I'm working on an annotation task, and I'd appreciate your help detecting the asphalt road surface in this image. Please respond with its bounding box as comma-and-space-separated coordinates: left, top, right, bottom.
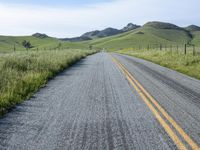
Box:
0, 52, 199, 150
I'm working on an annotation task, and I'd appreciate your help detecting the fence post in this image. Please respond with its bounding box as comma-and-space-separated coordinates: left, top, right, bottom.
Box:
176, 45, 178, 54
184, 44, 187, 55
14, 44, 16, 52
193, 45, 195, 56
160, 44, 162, 50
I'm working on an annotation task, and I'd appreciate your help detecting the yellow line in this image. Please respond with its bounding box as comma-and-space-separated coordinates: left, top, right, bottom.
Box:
110, 55, 199, 150
111, 55, 200, 150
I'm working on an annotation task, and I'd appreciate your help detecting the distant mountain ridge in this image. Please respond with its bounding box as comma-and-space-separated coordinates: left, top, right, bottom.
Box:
121, 23, 140, 32
60, 23, 141, 42
184, 25, 200, 31
32, 33, 49, 38
32, 22, 200, 43
0, 21, 200, 52
143, 21, 182, 30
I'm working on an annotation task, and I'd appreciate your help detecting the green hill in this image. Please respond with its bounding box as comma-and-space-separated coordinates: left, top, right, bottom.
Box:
0, 35, 89, 52
85, 21, 193, 51
191, 31, 200, 46
185, 25, 200, 32
1, 21, 200, 52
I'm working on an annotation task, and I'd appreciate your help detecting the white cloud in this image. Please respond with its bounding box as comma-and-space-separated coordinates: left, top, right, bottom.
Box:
0, 0, 199, 37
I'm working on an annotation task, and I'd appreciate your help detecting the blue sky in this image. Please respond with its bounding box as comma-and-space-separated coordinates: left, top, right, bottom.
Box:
0, 0, 112, 6
0, 0, 199, 37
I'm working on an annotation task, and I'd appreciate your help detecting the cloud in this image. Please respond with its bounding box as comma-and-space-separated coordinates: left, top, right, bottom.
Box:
0, 0, 199, 37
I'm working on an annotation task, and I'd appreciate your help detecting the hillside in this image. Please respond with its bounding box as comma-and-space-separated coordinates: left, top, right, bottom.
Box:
191, 31, 200, 46
0, 34, 89, 52
1, 21, 200, 52
85, 21, 195, 50
185, 25, 200, 32
185, 25, 200, 47
61, 23, 140, 42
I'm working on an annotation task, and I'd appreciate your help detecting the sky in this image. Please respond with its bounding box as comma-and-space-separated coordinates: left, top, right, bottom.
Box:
0, 0, 199, 38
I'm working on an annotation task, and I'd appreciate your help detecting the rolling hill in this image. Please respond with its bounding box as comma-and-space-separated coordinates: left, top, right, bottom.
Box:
61, 23, 140, 42
0, 21, 200, 52
85, 21, 198, 50
0, 34, 89, 52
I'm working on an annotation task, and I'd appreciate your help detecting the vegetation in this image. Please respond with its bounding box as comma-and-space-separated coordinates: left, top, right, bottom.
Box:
0, 49, 96, 115
85, 22, 200, 51
0, 21, 200, 116
1, 22, 200, 52
22, 40, 32, 50
118, 48, 200, 80
0, 35, 89, 52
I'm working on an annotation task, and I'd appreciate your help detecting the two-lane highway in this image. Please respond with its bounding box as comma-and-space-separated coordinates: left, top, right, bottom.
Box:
111, 53, 200, 150
0, 52, 199, 149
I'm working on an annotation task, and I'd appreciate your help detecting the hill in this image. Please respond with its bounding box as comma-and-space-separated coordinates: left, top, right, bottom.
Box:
143, 21, 181, 30
32, 33, 49, 38
85, 21, 196, 50
1, 21, 200, 52
0, 35, 89, 52
61, 23, 140, 42
121, 23, 140, 32
185, 25, 200, 32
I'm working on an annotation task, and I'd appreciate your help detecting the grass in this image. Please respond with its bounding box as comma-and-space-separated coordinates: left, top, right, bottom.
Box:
191, 31, 200, 47
0, 35, 89, 52
0, 49, 96, 116
85, 23, 192, 51
118, 48, 200, 80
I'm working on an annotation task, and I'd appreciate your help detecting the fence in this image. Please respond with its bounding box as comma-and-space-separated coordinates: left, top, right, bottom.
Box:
136, 44, 200, 56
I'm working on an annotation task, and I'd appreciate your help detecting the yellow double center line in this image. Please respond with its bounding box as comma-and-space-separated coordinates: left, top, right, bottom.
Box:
110, 54, 199, 150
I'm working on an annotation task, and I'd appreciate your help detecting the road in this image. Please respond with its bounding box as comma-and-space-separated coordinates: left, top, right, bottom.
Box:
0, 52, 199, 150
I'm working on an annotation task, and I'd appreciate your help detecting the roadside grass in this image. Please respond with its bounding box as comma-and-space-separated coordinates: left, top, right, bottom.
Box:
0, 49, 96, 116
118, 48, 200, 80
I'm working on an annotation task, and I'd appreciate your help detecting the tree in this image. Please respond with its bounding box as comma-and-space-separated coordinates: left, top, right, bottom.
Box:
58, 43, 62, 49
22, 40, 32, 50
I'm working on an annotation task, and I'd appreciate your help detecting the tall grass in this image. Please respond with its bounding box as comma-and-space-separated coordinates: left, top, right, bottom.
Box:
0, 49, 96, 115
118, 49, 200, 80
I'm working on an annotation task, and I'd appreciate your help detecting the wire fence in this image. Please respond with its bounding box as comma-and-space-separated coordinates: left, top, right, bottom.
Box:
136, 44, 200, 56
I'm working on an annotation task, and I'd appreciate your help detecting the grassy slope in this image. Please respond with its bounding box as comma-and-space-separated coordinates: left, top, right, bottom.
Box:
85, 26, 191, 51
0, 35, 89, 52
191, 31, 200, 46
0, 49, 96, 115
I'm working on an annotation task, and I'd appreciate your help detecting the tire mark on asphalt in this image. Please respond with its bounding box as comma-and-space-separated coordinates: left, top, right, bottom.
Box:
103, 64, 115, 150
119, 55, 200, 107
108, 74, 130, 150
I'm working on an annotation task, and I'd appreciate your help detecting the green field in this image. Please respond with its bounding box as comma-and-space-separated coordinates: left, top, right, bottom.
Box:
0, 35, 90, 52
0, 49, 96, 115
